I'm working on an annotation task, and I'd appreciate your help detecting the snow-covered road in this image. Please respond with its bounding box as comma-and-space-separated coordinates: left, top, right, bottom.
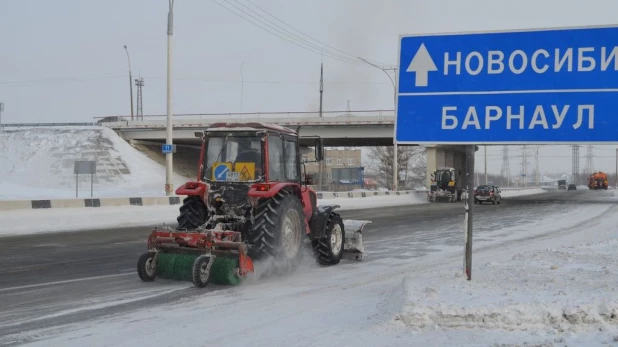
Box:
1, 189, 617, 346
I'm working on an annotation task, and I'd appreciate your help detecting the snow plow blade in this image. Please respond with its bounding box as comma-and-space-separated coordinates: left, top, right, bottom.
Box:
342, 219, 371, 261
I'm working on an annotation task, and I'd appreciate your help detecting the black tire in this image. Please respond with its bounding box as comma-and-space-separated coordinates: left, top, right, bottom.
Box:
247, 190, 304, 267
177, 196, 207, 230
192, 256, 211, 288
313, 213, 345, 265
492, 198, 496, 205
137, 252, 157, 282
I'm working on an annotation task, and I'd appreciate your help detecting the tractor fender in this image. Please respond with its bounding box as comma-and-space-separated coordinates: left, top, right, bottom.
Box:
309, 204, 340, 240
175, 181, 207, 200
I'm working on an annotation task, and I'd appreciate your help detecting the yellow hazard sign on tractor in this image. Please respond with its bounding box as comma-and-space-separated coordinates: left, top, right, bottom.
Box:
212, 162, 255, 182
235, 162, 255, 181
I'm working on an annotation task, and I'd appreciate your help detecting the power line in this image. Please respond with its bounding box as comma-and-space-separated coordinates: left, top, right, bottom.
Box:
227, 0, 357, 63
211, 0, 375, 67
212, 0, 361, 65
243, 0, 389, 66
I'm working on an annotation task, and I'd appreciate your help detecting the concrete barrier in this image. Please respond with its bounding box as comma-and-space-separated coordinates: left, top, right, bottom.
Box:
0, 187, 541, 212
0, 200, 33, 211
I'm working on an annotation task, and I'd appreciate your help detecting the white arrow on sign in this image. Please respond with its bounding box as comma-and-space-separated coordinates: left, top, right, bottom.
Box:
406, 43, 438, 87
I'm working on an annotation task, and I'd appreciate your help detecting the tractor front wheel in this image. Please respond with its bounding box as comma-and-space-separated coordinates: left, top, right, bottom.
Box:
191, 256, 211, 288
137, 252, 157, 282
313, 213, 345, 265
177, 196, 207, 230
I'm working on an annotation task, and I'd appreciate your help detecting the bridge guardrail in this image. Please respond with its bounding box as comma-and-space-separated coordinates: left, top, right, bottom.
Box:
94, 110, 396, 129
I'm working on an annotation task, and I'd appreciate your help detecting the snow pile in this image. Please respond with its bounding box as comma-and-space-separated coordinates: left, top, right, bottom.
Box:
0, 127, 189, 200
501, 188, 546, 197
393, 239, 618, 344
320, 193, 426, 210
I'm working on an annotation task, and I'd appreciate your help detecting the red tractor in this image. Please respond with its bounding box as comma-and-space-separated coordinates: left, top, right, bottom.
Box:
137, 123, 371, 287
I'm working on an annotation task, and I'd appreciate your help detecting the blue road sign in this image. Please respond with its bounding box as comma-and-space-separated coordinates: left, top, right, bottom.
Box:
395, 25, 618, 144
162, 144, 173, 154
213, 164, 230, 181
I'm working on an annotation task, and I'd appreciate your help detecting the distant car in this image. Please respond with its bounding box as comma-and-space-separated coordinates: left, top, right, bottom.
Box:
568, 184, 577, 190
558, 180, 567, 189
474, 185, 502, 205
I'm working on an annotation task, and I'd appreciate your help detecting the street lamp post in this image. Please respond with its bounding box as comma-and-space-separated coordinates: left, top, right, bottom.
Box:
358, 57, 399, 190
123, 45, 134, 121
165, 0, 175, 196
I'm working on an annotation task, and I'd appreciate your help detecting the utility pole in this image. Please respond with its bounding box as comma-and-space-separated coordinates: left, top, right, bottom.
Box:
240, 62, 244, 113
135, 77, 144, 121
534, 146, 541, 187
123, 45, 134, 121
484, 146, 487, 184
165, 0, 175, 196
584, 145, 594, 177
357, 57, 398, 191
318, 62, 324, 190
572, 145, 580, 185
500, 145, 511, 187
521, 145, 528, 187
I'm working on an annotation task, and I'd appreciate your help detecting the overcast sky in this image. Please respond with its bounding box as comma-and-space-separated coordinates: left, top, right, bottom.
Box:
2, 0, 618, 174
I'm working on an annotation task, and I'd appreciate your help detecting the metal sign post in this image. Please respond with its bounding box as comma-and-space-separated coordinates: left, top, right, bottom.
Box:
465, 145, 475, 280
396, 25, 618, 281
74, 161, 96, 198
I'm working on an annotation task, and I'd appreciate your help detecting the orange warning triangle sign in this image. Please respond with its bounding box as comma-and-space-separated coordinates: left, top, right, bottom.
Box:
239, 165, 251, 180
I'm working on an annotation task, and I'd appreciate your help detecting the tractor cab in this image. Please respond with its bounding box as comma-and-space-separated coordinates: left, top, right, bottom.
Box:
202, 134, 264, 183
428, 167, 462, 203
434, 168, 456, 189
198, 123, 322, 186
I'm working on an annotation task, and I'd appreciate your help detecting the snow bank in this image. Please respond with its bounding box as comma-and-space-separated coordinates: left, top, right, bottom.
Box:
501, 188, 546, 197
0, 193, 427, 237
0, 127, 188, 200
392, 237, 618, 345
320, 193, 426, 210
0, 205, 180, 236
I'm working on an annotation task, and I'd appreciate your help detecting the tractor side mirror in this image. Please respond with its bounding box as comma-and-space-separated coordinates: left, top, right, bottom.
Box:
314, 138, 324, 161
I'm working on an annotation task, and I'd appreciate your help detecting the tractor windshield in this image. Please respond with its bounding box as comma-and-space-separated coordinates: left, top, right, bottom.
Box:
202, 135, 264, 183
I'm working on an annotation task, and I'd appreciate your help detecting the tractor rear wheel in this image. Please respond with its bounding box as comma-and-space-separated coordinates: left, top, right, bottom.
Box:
313, 213, 345, 265
177, 196, 207, 230
247, 190, 304, 271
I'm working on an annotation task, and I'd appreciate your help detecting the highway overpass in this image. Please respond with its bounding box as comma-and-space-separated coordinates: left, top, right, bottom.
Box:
96, 109, 473, 189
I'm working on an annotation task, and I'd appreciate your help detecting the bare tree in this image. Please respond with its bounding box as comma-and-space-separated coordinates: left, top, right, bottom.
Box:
366, 146, 426, 189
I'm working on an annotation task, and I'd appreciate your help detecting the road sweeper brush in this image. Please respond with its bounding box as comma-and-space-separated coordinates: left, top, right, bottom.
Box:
137, 123, 371, 288
137, 228, 254, 286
